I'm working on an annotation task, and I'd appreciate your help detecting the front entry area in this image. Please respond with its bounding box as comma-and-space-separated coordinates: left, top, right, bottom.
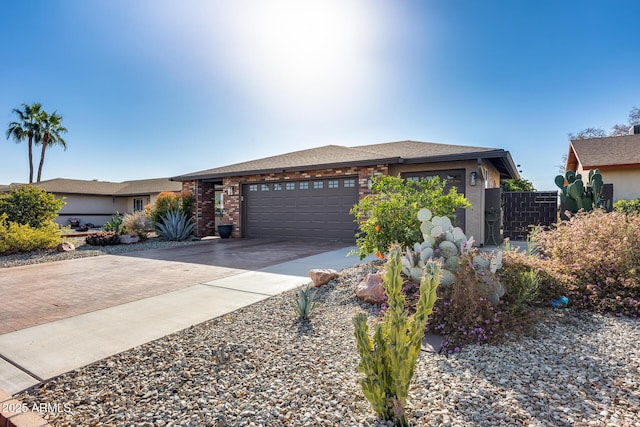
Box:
242, 177, 359, 241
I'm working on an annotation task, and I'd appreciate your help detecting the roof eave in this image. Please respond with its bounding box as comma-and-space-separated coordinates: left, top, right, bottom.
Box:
403, 150, 520, 179
171, 157, 400, 181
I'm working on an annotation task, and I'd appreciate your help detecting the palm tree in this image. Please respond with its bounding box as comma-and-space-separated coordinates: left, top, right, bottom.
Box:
36, 111, 67, 182
5, 102, 43, 183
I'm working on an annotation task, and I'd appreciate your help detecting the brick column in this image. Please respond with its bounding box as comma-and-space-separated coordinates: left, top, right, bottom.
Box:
182, 180, 216, 237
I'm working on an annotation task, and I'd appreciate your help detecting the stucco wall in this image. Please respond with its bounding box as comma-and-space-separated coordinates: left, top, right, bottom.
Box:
590, 169, 640, 202
55, 194, 129, 227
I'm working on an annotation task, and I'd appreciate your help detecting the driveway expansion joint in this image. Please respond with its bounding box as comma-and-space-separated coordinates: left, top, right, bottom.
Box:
0, 353, 43, 383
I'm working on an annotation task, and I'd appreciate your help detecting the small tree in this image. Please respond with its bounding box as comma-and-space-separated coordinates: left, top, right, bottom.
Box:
351, 175, 469, 259
0, 185, 64, 228
500, 178, 535, 192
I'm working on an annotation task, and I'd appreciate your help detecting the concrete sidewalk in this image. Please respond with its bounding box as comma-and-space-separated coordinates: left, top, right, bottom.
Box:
0, 246, 373, 395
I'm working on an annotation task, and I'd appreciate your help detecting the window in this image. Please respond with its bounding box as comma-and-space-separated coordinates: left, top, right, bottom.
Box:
328, 180, 339, 189
261, 184, 270, 191
299, 182, 309, 190
133, 198, 145, 212
249, 184, 258, 192
344, 179, 356, 188
285, 182, 295, 190
274, 183, 282, 191
313, 181, 323, 189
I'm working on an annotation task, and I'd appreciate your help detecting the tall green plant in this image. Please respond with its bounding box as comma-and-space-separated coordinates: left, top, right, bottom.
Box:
351, 175, 469, 259
353, 246, 440, 426
6, 102, 43, 184
36, 110, 67, 183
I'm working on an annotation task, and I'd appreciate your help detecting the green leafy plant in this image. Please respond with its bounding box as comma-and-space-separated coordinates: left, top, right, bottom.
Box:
500, 178, 536, 192
353, 246, 440, 426
85, 231, 120, 246
295, 286, 318, 321
0, 213, 61, 255
102, 212, 124, 234
156, 209, 195, 241
0, 185, 64, 228
613, 199, 640, 215
351, 175, 470, 260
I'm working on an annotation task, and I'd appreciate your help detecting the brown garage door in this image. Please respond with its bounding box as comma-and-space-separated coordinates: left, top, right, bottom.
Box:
242, 177, 359, 241
401, 169, 466, 230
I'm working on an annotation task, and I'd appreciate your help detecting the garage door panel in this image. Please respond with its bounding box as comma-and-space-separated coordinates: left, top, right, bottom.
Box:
243, 178, 358, 241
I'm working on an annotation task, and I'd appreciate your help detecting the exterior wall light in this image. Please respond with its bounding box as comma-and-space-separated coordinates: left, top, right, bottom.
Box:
470, 171, 477, 186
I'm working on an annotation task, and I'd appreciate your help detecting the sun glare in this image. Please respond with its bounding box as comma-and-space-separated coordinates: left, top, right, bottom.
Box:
138, 0, 385, 122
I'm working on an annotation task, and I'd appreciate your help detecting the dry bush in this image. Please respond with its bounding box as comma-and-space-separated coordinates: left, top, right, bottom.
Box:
533, 210, 640, 317
123, 211, 153, 240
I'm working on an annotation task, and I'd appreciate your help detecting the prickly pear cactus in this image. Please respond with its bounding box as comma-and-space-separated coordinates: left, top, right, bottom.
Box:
555, 169, 605, 213
403, 208, 505, 304
408, 208, 473, 286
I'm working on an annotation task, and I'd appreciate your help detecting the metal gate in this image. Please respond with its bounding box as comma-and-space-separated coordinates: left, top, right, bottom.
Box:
502, 191, 558, 240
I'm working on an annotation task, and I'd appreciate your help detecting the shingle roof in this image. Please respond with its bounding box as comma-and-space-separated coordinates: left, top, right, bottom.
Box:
173, 140, 514, 180
570, 134, 640, 168
6, 178, 181, 196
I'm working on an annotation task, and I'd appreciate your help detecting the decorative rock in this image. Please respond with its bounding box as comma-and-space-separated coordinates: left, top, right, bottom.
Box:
355, 272, 386, 304
308, 269, 339, 287
119, 234, 140, 244
57, 242, 75, 252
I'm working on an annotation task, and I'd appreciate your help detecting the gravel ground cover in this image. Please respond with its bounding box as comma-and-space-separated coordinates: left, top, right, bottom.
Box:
16, 264, 640, 426
0, 237, 207, 268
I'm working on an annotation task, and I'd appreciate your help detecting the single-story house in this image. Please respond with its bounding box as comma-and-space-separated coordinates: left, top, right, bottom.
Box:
172, 140, 520, 244
565, 126, 640, 202
3, 178, 182, 227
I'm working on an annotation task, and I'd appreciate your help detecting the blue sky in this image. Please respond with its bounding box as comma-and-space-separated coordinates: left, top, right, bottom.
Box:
1, 0, 639, 191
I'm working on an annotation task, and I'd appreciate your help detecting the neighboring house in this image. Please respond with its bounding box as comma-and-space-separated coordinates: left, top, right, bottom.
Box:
4, 178, 182, 227
566, 126, 640, 203
172, 140, 520, 244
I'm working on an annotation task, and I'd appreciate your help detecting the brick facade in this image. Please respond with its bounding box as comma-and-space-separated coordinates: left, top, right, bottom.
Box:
182, 180, 216, 237
183, 165, 388, 238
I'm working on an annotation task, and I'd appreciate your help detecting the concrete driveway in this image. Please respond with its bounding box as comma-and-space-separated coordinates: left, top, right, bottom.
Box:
0, 239, 348, 334
0, 238, 369, 394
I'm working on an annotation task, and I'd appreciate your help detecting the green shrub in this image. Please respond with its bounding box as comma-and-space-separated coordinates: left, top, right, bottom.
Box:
122, 211, 153, 240
613, 199, 640, 215
532, 210, 640, 316
353, 246, 439, 426
149, 191, 194, 225
351, 175, 470, 260
0, 185, 64, 228
0, 214, 61, 255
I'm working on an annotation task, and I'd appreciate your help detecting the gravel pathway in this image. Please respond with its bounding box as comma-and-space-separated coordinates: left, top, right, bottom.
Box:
0, 237, 207, 268
15, 264, 640, 426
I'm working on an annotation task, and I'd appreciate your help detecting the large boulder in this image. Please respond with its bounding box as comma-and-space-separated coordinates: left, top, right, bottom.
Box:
309, 269, 339, 287
356, 273, 386, 305
57, 242, 75, 252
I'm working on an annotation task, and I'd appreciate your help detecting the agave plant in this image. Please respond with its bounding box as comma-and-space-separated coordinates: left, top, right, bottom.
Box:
156, 209, 195, 241
295, 286, 318, 321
